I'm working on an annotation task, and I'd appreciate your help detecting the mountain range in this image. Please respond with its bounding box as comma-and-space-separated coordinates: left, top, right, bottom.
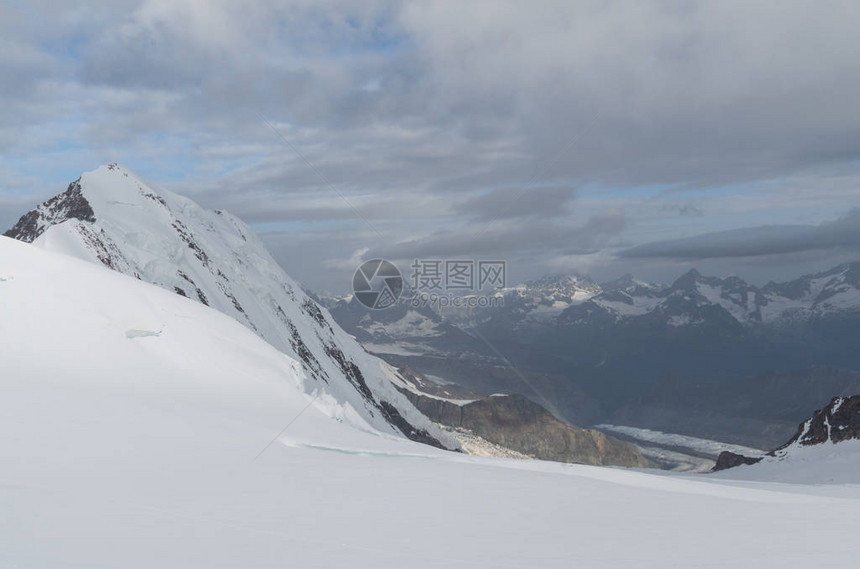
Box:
325, 263, 860, 449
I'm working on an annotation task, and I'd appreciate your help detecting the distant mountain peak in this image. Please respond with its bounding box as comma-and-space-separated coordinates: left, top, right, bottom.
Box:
670, 268, 706, 290
601, 272, 635, 287
600, 273, 664, 296
521, 272, 595, 289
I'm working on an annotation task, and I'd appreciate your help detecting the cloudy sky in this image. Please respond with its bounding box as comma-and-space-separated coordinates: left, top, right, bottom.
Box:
3, 0, 860, 292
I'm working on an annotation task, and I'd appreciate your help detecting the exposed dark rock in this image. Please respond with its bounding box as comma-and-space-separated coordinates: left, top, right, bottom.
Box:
282, 282, 297, 302
302, 299, 331, 332
712, 451, 762, 471
775, 395, 860, 449
322, 343, 447, 448
75, 225, 118, 270
5, 179, 95, 243
176, 271, 209, 305
286, 321, 327, 383
216, 281, 246, 314
172, 220, 210, 267
712, 394, 860, 472
5, 166, 448, 451
142, 191, 167, 207
404, 391, 653, 467
325, 343, 375, 404
377, 400, 447, 450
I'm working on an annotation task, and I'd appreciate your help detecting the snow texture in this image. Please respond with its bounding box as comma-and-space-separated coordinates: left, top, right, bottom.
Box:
3, 237, 860, 568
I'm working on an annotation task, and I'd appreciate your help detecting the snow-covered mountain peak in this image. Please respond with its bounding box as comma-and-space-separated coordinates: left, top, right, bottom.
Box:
516, 273, 600, 298
671, 268, 704, 289
496, 273, 602, 322
6, 164, 452, 449
600, 273, 665, 299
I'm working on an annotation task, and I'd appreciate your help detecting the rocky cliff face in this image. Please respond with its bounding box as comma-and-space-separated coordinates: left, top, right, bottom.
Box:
5, 178, 95, 243
712, 451, 763, 471
403, 391, 653, 468
713, 395, 860, 471
777, 395, 860, 448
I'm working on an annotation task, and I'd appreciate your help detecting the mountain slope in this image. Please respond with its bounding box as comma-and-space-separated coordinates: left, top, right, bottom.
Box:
0, 235, 413, 453
401, 391, 654, 468
3, 236, 860, 568
779, 394, 860, 447
714, 395, 860, 483
325, 261, 860, 449
5, 163, 450, 448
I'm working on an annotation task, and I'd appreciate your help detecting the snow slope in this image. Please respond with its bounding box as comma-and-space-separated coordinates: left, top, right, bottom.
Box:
713, 441, 860, 485
3, 236, 860, 568
5, 164, 449, 448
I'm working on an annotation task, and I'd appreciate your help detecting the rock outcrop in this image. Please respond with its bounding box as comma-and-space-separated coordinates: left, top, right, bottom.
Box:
712, 394, 860, 472
404, 391, 654, 468
775, 395, 860, 448
712, 451, 762, 471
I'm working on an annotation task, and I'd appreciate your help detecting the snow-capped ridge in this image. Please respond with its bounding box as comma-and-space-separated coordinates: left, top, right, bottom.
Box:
776, 394, 860, 450
560, 264, 860, 329
5, 164, 453, 449
714, 394, 860, 476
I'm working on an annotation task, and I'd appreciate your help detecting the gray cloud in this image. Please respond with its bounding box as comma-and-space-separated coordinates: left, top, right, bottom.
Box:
3, 1, 860, 289
620, 209, 860, 260
458, 186, 577, 220
661, 202, 704, 218
378, 210, 626, 260
25, 0, 860, 189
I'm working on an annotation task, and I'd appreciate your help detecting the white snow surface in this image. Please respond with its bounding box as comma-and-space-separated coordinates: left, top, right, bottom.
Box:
597, 425, 765, 457
3, 237, 860, 568
595, 294, 663, 317
24, 164, 450, 447
364, 309, 444, 338
714, 440, 860, 485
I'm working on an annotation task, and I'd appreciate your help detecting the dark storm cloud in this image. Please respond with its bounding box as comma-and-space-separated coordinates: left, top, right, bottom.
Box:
619, 209, 860, 260
3, 1, 860, 289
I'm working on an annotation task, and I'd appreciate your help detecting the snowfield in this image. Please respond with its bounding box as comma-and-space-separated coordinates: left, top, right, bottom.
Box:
3, 236, 860, 568
597, 424, 765, 457
713, 439, 860, 486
